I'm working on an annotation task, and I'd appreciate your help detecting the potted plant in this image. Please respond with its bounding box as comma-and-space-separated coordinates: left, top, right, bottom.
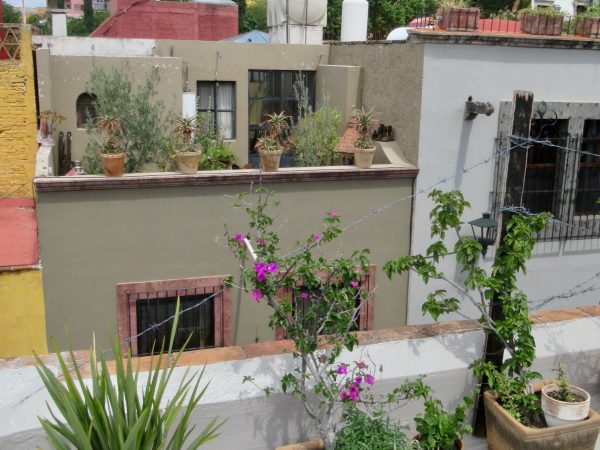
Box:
256, 112, 289, 172
575, 6, 600, 38
38, 110, 65, 146
519, 7, 565, 36
351, 107, 379, 169
97, 115, 125, 177
541, 364, 591, 427
173, 115, 201, 175
408, 380, 473, 450
436, 0, 480, 32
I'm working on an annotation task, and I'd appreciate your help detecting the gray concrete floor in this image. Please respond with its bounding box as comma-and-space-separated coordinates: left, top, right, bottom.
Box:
462, 393, 600, 449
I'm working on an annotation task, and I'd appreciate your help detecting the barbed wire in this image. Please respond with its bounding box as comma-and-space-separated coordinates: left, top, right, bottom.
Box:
499, 205, 595, 235
529, 270, 600, 310
507, 134, 600, 159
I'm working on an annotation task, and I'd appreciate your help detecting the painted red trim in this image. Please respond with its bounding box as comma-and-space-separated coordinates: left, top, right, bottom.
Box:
116, 275, 232, 355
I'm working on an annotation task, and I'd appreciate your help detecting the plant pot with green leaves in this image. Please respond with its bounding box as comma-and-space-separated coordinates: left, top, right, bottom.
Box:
436, 0, 480, 32
541, 364, 591, 427
352, 107, 379, 169
519, 8, 565, 36
575, 6, 600, 38
97, 115, 126, 177
256, 112, 289, 172
173, 115, 202, 175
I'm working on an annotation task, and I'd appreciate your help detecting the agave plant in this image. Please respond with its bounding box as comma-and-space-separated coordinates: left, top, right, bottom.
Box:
35, 299, 224, 450
263, 111, 290, 140
351, 107, 379, 150
173, 115, 197, 145
96, 115, 123, 155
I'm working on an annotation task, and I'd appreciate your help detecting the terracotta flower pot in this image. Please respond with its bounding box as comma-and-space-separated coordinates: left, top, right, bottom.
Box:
576, 17, 600, 38
483, 390, 600, 450
437, 7, 480, 32
275, 439, 324, 450
541, 383, 591, 427
520, 13, 564, 36
353, 147, 376, 169
259, 149, 283, 172
177, 151, 201, 174
100, 153, 125, 177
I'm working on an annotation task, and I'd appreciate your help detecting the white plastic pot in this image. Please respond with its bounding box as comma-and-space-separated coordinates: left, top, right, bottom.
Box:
541, 383, 591, 427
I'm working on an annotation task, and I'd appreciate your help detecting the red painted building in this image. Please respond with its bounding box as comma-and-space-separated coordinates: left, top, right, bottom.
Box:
92, 0, 238, 41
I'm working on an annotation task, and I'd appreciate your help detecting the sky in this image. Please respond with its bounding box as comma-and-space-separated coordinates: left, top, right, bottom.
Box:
5, 0, 47, 8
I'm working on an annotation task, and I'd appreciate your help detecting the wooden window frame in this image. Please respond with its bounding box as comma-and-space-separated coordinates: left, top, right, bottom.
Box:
116, 275, 232, 356
274, 264, 376, 340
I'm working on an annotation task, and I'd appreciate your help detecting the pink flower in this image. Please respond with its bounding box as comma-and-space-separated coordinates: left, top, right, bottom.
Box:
340, 391, 349, 400
300, 291, 309, 300
348, 384, 359, 402
235, 233, 244, 243
254, 262, 267, 282
337, 365, 348, 375
355, 376, 363, 385
313, 233, 320, 241
357, 361, 367, 369
365, 374, 375, 385
350, 281, 359, 288
251, 289, 262, 302
257, 239, 264, 246
329, 210, 340, 218
267, 262, 279, 274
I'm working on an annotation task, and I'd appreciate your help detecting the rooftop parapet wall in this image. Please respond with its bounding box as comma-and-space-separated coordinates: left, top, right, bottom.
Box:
1, 305, 599, 449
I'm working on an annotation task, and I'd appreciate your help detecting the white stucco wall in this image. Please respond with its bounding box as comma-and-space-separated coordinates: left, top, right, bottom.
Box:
408, 43, 600, 324
1, 314, 599, 449
32, 36, 157, 57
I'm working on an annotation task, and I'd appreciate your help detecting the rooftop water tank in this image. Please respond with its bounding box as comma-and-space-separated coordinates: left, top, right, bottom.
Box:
268, 0, 327, 27
341, 0, 368, 42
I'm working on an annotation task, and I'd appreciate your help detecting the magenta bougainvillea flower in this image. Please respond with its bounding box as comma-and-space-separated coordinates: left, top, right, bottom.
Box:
350, 281, 359, 288
357, 361, 367, 369
254, 263, 267, 282
251, 289, 262, 302
257, 239, 264, 246
300, 291, 309, 300
365, 374, 375, 385
235, 233, 244, 243
313, 233, 320, 241
329, 210, 340, 218
267, 262, 278, 274
355, 376, 363, 385
340, 391, 349, 400
337, 365, 348, 375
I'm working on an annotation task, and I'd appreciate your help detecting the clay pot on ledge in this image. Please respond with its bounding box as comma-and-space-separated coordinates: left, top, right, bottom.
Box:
100, 153, 125, 177
483, 389, 600, 450
177, 151, 201, 175
353, 147, 376, 169
275, 439, 324, 450
259, 149, 283, 172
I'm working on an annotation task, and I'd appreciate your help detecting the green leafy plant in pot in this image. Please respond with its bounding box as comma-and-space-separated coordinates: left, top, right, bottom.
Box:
436, 0, 480, 32
518, 7, 565, 36
173, 115, 202, 175
256, 112, 289, 172
541, 363, 591, 427
575, 5, 600, 38
352, 107, 379, 169
97, 115, 126, 177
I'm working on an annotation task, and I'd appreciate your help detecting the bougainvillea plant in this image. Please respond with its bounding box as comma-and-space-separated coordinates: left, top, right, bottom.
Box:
226, 188, 416, 447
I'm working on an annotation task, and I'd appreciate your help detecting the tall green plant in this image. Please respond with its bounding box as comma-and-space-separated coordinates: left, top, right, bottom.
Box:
384, 190, 549, 425
82, 64, 170, 174
295, 101, 341, 167
35, 300, 224, 450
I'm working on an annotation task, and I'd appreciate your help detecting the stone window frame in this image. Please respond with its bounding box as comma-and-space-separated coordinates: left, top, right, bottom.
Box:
494, 101, 600, 240
116, 275, 232, 356
76, 92, 97, 129
274, 264, 376, 340
196, 80, 236, 140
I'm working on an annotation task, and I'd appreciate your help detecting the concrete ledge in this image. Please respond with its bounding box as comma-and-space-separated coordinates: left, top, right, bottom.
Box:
33, 165, 419, 192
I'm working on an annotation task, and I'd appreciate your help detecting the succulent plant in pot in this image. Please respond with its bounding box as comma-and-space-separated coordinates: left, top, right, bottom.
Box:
97, 115, 126, 177
256, 112, 290, 172
173, 115, 202, 175
351, 107, 379, 169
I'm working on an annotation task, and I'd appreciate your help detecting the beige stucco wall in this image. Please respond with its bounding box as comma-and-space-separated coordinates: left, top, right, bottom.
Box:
36, 41, 330, 166
316, 64, 362, 134
327, 42, 424, 165
35, 49, 182, 166
35, 172, 413, 352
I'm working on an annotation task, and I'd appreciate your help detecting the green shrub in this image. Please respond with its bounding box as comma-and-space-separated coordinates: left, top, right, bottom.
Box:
35, 300, 224, 450
294, 104, 341, 167
335, 407, 413, 449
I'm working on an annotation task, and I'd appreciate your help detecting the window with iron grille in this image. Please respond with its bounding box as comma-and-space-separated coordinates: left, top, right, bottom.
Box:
493, 115, 600, 241
76, 93, 97, 128
275, 265, 375, 340
248, 70, 316, 157
197, 81, 236, 139
117, 276, 232, 356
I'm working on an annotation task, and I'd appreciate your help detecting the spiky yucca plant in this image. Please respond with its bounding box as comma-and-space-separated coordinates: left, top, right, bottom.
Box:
35, 299, 224, 450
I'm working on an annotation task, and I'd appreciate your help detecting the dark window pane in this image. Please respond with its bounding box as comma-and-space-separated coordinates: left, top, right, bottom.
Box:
575, 120, 600, 215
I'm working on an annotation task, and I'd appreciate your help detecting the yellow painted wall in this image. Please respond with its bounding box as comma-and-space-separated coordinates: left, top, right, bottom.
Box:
0, 26, 38, 198
0, 270, 47, 358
